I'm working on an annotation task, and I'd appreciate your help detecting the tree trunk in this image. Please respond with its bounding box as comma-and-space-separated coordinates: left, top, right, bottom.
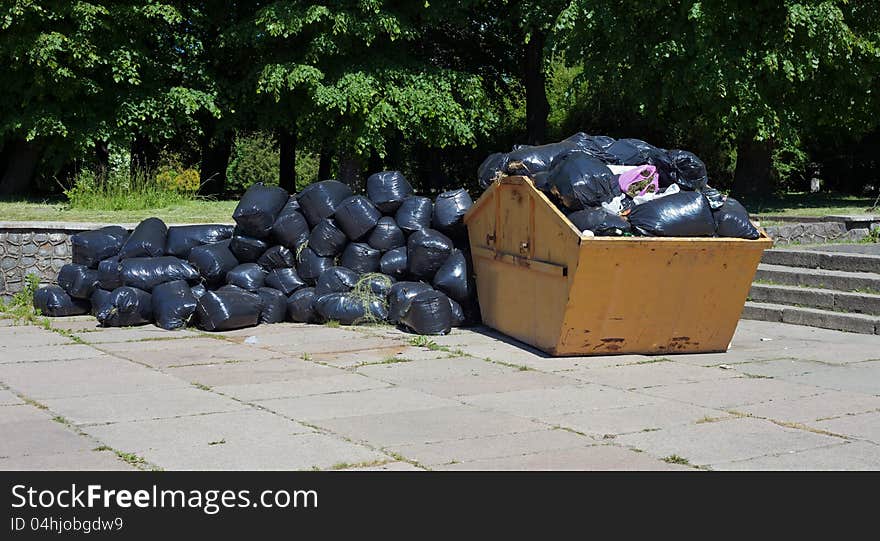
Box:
0, 139, 42, 196
130, 133, 158, 175
279, 126, 297, 192
524, 30, 550, 146
318, 143, 333, 180
199, 129, 233, 196
94, 140, 110, 180
338, 151, 364, 191
732, 139, 774, 197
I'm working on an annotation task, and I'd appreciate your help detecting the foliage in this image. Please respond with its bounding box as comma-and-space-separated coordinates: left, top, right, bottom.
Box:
0, 273, 42, 323
226, 132, 280, 194
156, 167, 200, 193
64, 167, 193, 210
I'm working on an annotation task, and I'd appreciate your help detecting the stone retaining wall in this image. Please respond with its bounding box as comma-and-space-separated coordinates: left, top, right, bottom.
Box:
762, 221, 871, 246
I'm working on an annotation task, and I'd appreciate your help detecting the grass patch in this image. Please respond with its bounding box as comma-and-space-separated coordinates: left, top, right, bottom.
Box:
409, 336, 442, 350
114, 450, 148, 467
634, 358, 673, 365
51, 415, 70, 425
745, 191, 876, 217
695, 415, 726, 424
0, 196, 236, 224
301, 353, 313, 362
208, 439, 226, 446
740, 373, 773, 379
93, 445, 112, 452
324, 320, 341, 328
661, 454, 691, 465
191, 382, 212, 391
327, 459, 390, 471
486, 358, 531, 371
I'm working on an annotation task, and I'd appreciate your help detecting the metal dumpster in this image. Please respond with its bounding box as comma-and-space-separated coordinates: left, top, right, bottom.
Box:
463, 176, 773, 356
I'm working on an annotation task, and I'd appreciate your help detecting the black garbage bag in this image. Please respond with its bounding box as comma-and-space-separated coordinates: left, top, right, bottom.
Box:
33, 286, 90, 317
367, 216, 406, 252
714, 198, 760, 239
71, 226, 128, 268
565, 133, 619, 163
448, 297, 466, 327
257, 245, 296, 270
399, 290, 453, 335
271, 197, 310, 250
151, 280, 197, 330
120, 256, 200, 292
308, 218, 348, 257
532, 171, 552, 192
407, 228, 453, 279
356, 273, 395, 298
620, 139, 677, 188
57, 263, 100, 299
667, 149, 709, 191
605, 139, 645, 165
366, 171, 414, 213
191, 283, 207, 299
506, 141, 578, 176
478, 152, 509, 189
548, 152, 620, 209
295, 247, 334, 285
265, 267, 306, 296
286, 287, 318, 323
395, 196, 433, 233
701, 186, 727, 210
334, 195, 381, 241
315, 266, 360, 297
340, 243, 381, 274
195, 289, 261, 332
379, 246, 408, 278
567, 208, 631, 236
255, 287, 287, 324
431, 249, 472, 304
165, 224, 234, 258
93, 286, 153, 327
298, 180, 353, 227
97, 256, 123, 290
188, 240, 238, 287
232, 183, 289, 238
118, 217, 167, 259
225, 263, 267, 291
588, 135, 616, 149
387, 281, 434, 324
628, 191, 716, 237
314, 292, 387, 325
432, 189, 473, 235
229, 232, 269, 263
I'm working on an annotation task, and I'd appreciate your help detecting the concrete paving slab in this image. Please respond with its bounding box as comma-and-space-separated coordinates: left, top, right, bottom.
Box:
614, 417, 842, 467
400, 371, 573, 398
0, 326, 75, 347
164, 358, 340, 387
546, 400, 732, 438
435, 445, 693, 471
713, 441, 880, 470
0, 449, 137, 471
389, 429, 593, 466
43, 387, 248, 425
258, 387, 458, 421
638, 377, 823, 410
341, 461, 425, 471
76, 327, 200, 344
812, 412, 880, 444
0, 357, 186, 399
564, 361, 736, 389
0, 389, 24, 405
316, 406, 545, 447
724, 359, 834, 378
83, 409, 313, 454
785, 363, 880, 395
310, 346, 418, 369
0, 405, 96, 458
44, 318, 105, 333
738, 391, 880, 424
102, 338, 284, 368
461, 384, 659, 418
215, 374, 391, 402
356, 356, 513, 383
0, 344, 105, 364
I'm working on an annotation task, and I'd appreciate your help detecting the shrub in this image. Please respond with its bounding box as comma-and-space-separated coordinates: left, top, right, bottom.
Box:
226, 132, 279, 194
157, 167, 201, 193
64, 167, 193, 210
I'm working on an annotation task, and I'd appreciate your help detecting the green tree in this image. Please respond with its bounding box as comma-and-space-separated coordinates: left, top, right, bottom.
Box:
559, 0, 880, 195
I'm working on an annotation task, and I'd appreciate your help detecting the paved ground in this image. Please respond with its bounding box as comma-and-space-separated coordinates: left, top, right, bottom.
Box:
1, 317, 879, 471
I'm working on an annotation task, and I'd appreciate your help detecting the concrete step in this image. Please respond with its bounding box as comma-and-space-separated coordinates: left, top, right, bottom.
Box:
755, 264, 880, 293
742, 301, 880, 335
748, 283, 880, 316
761, 249, 880, 273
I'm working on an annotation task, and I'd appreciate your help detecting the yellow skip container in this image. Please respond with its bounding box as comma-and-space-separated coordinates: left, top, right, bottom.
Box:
463, 176, 772, 356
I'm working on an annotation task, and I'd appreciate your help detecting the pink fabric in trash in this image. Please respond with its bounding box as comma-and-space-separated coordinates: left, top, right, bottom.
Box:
617, 165, 659, 197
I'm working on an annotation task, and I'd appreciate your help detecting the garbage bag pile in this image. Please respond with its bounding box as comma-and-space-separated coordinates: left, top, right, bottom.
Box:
479, 134, 760, 239
34, 175, 478, 336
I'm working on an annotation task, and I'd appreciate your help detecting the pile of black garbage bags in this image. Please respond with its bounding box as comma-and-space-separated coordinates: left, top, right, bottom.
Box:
33, 174, 477, 336
479, 133, 760, 239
